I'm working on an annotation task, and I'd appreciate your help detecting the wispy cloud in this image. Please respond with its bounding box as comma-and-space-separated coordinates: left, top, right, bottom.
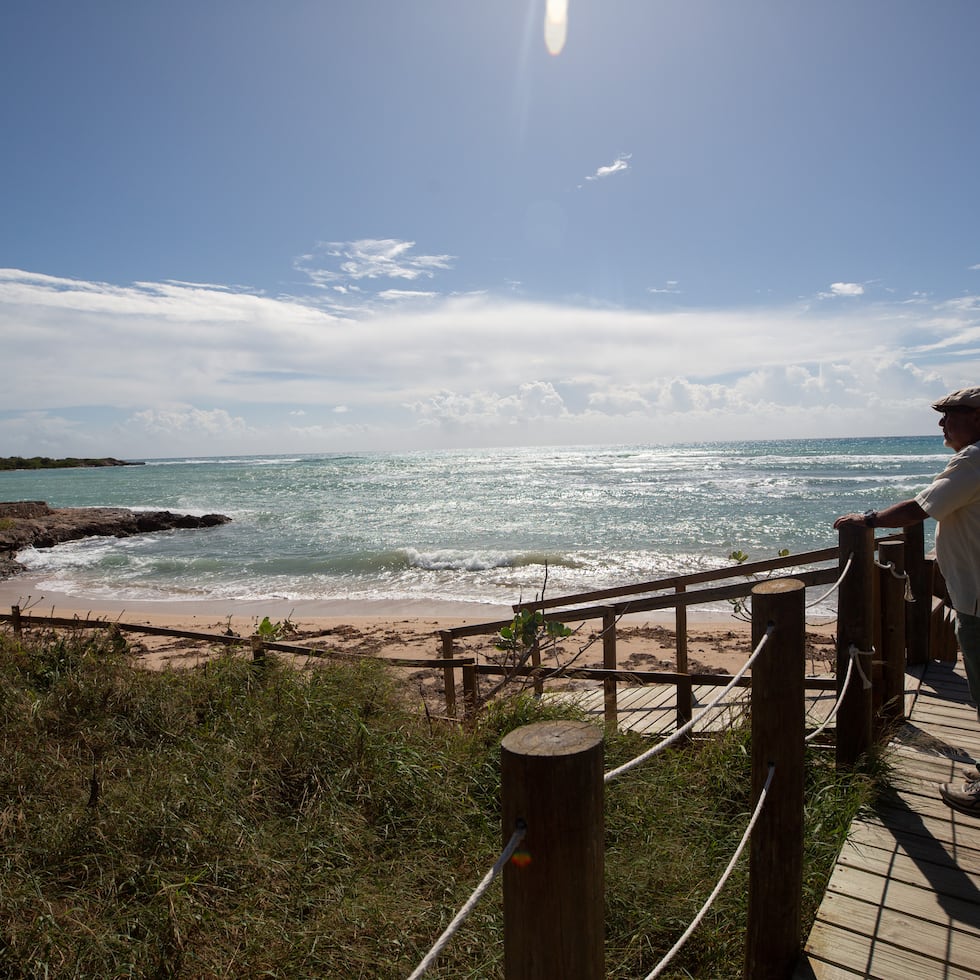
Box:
294, 239, 455, 289
820, 281, 865, 298
585, 154, 632, 182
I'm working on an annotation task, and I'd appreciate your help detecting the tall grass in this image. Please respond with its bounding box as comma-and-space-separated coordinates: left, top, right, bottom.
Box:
0, 627, 883, 978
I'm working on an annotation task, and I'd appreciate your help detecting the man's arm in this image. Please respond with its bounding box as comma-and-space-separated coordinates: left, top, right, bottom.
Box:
833, 498, 928, 530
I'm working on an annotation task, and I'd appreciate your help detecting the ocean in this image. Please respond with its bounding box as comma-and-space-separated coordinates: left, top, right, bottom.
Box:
0, 437, 946, 615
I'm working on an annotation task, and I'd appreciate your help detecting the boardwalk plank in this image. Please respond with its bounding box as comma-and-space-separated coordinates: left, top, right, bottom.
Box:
792, 958, 866, 979
845, 820, 980, 878
800, 919, 979, 979
553, 677, 832, 737
814, 891, 980, 971
839, 835, 980, 897
824, 865, 980, 937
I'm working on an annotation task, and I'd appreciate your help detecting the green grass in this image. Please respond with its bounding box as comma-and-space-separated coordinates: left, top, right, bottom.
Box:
0, 627, 886, 978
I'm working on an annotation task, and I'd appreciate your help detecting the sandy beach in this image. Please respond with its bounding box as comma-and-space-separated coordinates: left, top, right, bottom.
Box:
0, 574, 838, 695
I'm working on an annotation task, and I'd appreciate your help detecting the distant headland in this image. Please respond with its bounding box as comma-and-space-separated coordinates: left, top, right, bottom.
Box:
0, 457, 144, 471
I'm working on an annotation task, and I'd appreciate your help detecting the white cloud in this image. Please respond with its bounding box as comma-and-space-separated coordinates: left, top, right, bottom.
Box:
585, 154, 632, 182
824, 282, 865, 298
295, 239, 455, 289
1, 267, 976, 456
125, 407, 252, 437
410, 382, 567, 430
377, 289, 438, 302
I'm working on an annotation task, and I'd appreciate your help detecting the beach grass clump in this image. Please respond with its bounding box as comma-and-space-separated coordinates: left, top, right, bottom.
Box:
0, 627, 883, 979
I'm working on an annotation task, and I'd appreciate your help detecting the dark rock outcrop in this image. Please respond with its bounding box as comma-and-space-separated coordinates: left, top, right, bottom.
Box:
0, 501, 231, 579
0, 457, 144, 471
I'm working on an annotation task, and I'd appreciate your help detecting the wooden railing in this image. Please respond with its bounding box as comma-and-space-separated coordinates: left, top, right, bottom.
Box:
487, 525, 958, 978
437, 524, 954, 725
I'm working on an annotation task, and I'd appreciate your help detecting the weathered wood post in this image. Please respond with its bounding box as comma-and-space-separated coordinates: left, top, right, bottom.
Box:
675, 584, 692, 726
931, 600, 958, 663
250, 635, 265, 664
462, 663, 478, 722
439, 631, 458, 718
602, 608, 618, 729
744, 579, 805, 980
11, 604, 22, 637
877, 539, 907, 729
903, 522, 930, 665
836, 524, 876, 769
501, 721, 604, 980
530, 635, 543, 697
675, 672, 694, 737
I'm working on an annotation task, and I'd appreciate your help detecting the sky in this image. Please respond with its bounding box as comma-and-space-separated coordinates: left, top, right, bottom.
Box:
2, 0, 980, 459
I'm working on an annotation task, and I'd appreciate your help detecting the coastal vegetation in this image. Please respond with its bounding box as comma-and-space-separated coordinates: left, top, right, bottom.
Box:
0, 626, 884, 978
0, 456, 142, 471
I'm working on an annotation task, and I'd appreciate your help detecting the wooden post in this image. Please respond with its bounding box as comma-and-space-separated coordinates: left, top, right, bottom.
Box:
836, 525, 875, 769
877, 540, 907, 729
602, 608, 618, 729
530, 635, 543, 697
462, 663, 478, 722
943, 606, 959, 662
11, 604, 22, 637
871, 538, 882, 682
675, 585, 688, 673
744, 579, 805, 980
501, 721, 604, 980
903, 522, 930, 665
675, 672, 693, 737
931, 600, 958, 664
250, 636, 265, 663
675, 584, 692, 726
440, 631, 458, 718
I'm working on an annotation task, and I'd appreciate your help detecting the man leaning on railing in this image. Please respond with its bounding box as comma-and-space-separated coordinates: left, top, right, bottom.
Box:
834, 386, 980, 818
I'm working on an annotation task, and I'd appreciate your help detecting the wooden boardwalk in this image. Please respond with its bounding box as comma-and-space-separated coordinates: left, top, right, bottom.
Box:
795, 658, 980, 979
562, 665, 980, 977
551, 679, 837, 738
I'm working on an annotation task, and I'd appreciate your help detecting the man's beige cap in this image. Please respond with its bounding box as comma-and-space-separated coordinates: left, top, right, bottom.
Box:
932, 386, 980, 411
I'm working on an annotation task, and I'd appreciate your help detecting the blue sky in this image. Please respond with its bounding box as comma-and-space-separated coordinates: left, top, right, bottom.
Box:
2, 0, 979, 458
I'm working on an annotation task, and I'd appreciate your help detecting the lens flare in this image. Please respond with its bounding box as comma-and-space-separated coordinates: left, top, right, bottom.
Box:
544, 0, 568, 55
510, 849, 532, 868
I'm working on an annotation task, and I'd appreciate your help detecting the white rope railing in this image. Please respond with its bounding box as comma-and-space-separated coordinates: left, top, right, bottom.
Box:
805, 552, 853, 610
643, 763, 775, 980
407, 822, 526, 980
603, 625, 775, 783
874, 558, 913, 600
804, 644, 872, 743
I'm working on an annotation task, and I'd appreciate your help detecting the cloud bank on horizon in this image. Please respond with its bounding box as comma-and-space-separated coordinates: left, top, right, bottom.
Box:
1, 259, 975, 457
2, 1, 979, 458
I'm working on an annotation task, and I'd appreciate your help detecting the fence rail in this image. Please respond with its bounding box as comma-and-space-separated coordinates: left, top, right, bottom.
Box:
434, 526, 954, 730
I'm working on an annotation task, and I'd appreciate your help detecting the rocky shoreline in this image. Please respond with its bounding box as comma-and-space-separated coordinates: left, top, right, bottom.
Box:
0, 501, 231, 579
0, 457, 143, 471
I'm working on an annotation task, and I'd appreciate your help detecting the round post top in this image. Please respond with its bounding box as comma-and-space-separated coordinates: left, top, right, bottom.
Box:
501, 720, 603, 757
752, 577, 805, 596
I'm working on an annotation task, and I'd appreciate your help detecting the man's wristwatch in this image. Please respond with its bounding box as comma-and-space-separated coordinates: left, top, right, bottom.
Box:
863, 510, 878, 528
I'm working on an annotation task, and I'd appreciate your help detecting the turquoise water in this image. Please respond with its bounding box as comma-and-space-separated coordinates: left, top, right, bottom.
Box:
0, 437, 945, 609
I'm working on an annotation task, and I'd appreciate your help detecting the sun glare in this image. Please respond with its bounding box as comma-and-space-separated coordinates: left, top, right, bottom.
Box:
544, 0, 568, 56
